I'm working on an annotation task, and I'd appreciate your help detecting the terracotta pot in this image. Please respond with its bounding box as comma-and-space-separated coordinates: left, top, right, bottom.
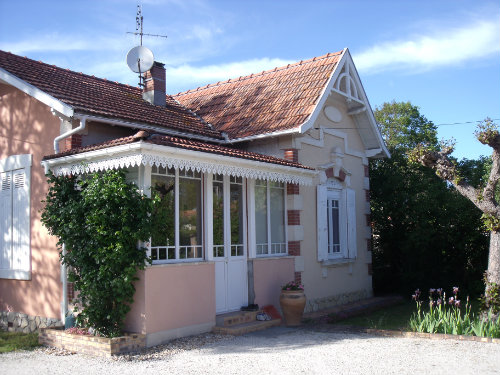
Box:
279, 290, 306, 326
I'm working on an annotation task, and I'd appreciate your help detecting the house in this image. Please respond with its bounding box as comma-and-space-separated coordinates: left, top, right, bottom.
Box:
0, 48, 388, 345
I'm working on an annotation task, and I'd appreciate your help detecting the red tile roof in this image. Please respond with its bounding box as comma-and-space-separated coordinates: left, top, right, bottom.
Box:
0, 50, 223, 140
174, 51, 342, 139
42, 131, 314, 170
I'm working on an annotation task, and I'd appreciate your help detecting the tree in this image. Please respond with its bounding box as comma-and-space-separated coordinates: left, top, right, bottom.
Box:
370, 102, 488, 295
413, 118, 500, 297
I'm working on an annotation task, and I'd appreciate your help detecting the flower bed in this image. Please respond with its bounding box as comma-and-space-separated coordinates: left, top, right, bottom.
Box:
38, 328, 145, 357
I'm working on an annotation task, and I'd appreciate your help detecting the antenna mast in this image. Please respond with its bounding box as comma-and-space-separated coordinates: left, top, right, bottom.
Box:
125, 5, 168, 88
126, 5, 168, 46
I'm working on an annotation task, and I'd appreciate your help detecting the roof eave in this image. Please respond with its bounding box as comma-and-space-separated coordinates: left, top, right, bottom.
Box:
0, 67, 74, 118
41, 141, 317, 185
73, 112, 226, 144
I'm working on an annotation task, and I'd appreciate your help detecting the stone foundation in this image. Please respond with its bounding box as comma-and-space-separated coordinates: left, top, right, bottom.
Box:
305, 289, 373, 313
39, 328, 146, 357
0, 311, 63, 333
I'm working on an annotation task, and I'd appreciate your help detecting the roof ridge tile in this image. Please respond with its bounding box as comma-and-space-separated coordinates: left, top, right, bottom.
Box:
175, 51, 342, 96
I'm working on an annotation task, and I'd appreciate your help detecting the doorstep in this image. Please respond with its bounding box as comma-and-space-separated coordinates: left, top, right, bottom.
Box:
213, 308, 281, 335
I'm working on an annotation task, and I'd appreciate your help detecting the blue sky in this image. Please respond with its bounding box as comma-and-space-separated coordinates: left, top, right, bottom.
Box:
1, 0, 499, 160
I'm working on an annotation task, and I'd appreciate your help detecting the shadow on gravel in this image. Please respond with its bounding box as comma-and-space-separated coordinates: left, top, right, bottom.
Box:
200, 325, 381, 356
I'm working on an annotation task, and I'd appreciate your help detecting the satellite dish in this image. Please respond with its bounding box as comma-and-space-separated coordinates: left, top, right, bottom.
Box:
126, 46, 154, 73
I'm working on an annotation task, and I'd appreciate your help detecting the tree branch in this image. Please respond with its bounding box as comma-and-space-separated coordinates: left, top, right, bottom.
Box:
483, 146, 500, 204
418, 149, 499, 216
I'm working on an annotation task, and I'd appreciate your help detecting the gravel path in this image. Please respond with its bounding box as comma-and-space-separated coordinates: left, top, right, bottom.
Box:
1, 326, 500, 375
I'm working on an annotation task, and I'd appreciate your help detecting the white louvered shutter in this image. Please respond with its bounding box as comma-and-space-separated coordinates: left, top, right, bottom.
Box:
12, 170, 30, 272
0, 171, 13, 270
346, 188, 357, 259
317, 185, 328, 261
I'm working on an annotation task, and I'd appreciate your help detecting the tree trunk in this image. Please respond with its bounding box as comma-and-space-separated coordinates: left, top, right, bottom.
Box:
488, 231, 500, 285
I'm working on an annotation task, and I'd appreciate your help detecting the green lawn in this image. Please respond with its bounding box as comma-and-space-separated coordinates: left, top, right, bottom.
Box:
333, 301, 416, 331
0, 330, 40, 353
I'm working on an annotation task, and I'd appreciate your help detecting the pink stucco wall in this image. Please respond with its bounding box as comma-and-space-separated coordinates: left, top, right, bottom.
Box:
253, 257, 294, 309
0, 84, 62, 319
124, 262, 215, 334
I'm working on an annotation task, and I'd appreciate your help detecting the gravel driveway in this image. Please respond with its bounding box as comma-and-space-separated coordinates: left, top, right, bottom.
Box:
1, 326, 499, 375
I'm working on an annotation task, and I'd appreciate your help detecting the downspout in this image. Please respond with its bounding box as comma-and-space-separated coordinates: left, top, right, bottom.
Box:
60, 244, 68, 322
53, 115, 88, 153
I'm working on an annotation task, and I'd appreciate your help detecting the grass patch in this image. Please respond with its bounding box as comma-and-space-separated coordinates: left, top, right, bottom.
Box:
0, 330, 40, 353
332, 301, 415, 331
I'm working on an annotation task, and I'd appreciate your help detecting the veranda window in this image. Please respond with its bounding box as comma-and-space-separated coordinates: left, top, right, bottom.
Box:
151, 166, 203, 263
255, 180, 287, 256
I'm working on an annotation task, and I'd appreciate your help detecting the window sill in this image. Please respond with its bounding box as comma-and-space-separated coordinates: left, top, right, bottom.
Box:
0, 269, 31, 280
321, 258, 356, 268
149, 260, 209, 267
253, 255, 293, 261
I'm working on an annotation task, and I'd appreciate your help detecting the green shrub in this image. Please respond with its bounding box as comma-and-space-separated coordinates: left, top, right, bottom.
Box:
41, 169, 157, 337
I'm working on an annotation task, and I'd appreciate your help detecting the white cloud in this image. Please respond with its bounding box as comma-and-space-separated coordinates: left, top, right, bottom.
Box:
1, 33, 131, 54
354, 18, 500, 74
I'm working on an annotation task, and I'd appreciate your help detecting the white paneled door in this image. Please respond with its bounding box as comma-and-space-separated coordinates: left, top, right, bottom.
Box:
213, 175, 248, 313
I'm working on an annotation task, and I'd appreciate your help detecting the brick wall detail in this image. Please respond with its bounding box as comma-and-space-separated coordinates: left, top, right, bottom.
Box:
287, 183, 299, 195
294, 272, 302, 285
38, 328, 146, 357
288, 241, 301, 256
64, 134, 82, 150
287, 210, 300, 226
284, 149, 298, 163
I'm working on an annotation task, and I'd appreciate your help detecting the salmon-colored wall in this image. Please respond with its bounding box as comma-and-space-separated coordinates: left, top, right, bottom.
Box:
0, 84, 62, 319
125, 263, 215, 334
253, 257, 294, 309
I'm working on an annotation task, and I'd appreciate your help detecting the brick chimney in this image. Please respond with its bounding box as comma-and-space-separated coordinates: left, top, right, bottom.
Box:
142, 61, 166, 106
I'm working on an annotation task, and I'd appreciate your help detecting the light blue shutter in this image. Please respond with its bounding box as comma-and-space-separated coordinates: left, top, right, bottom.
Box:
346, 188, 357, 259
317, 185, 328, 261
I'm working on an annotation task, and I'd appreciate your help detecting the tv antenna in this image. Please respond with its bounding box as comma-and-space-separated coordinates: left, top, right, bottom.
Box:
126, 5, 168, 87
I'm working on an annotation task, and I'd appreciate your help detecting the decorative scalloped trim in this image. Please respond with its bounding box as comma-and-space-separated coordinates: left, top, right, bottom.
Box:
51, 153, 312, 185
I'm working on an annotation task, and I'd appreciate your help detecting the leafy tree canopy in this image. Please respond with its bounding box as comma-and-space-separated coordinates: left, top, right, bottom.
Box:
370, 102, 489, 296
375, 100, 438, 151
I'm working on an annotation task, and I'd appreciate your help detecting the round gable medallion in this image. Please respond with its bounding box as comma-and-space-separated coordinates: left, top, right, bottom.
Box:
324, 106, 342, 123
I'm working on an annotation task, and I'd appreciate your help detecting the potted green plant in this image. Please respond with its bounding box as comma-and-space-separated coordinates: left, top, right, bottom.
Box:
279, 281, 306, 326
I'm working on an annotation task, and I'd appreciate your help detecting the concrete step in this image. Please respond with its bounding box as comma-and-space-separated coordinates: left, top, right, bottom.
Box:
213, 318, 281, 335
215, 310, 259, 327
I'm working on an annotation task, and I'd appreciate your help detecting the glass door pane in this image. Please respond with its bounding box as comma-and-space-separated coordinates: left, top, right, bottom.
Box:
230, 179, 244, 256
213, 174, 224, 258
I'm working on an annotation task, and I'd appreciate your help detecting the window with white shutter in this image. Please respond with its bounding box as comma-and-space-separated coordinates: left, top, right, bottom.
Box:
0, 154, 31, 280
317, 180, 357, 262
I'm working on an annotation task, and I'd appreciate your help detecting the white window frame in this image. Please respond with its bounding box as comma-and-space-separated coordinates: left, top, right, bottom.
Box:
326, 189, 346, 259
0, 154, 32, 280
317, 179, 357, 263
254, 180, 288, 257
150, 166, 204, 264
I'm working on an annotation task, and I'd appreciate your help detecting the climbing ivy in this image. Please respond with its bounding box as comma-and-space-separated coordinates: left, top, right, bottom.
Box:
41, 169, 157, 337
